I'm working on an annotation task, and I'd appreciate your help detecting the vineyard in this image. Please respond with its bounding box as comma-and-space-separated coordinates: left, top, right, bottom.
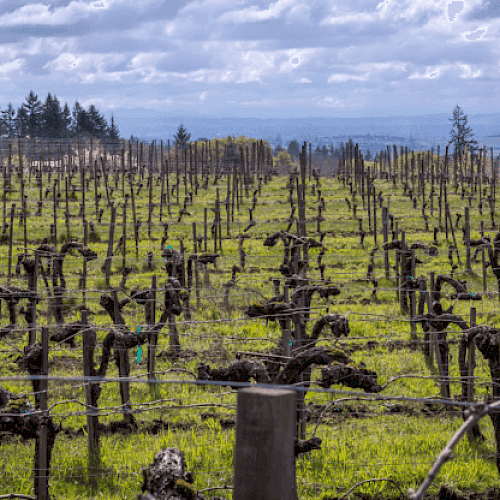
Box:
1, 136, 500, 500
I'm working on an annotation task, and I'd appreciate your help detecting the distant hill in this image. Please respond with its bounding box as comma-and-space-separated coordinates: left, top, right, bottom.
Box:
111, 111, 500, 155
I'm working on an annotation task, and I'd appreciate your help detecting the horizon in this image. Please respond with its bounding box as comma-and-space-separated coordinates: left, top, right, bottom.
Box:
1, 1, 499, 121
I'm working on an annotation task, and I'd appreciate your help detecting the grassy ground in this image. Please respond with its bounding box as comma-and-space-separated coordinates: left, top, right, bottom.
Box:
1, 150, 500, 499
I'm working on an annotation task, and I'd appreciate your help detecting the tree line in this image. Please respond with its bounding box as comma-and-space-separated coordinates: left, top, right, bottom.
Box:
0, 90, 120, 141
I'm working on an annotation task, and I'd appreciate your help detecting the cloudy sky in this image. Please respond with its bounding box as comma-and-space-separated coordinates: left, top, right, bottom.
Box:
0, 0, 498, 120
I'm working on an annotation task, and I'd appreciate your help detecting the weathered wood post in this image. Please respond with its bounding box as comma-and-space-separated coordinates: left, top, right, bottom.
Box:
233, 387, 297, 500
467, 307, 476, 402
104, 205, 116, 287
82, 309, 101, 489
35, 326, 49, 500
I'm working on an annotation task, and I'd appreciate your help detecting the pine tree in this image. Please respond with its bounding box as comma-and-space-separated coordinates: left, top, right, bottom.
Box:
41, 93, 64, 138
87, 104, 107, 138
108, 114, 120, 140
448, 104, 478, 155
71, 101, 91, 136
1, 103, 16, 137
365, 148, 373, 161
15, 106, 29, 138
106, 113, 120, 154
22, 91, 43, 137
173, 124, 191, 151
61, 103, 72, 137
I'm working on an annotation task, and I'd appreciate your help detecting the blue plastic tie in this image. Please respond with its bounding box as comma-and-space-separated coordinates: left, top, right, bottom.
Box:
136, 326, 142, 363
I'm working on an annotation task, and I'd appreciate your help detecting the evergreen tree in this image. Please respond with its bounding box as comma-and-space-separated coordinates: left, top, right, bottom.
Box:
61, 102, 72, 137
41, 93, 64, 138
15, 106, 29, 138
108, 113, 120, 140
106, 113, 120, 154
321, 145, 328, 157
71, 101, 91, 136
365, 148, 373, 161
287, 139, 300, 161
1, 103, 16, 137
87, 103, 107, 138
448, 104, 478, 155
22, 91, 43, 137
174, 124, 191, 151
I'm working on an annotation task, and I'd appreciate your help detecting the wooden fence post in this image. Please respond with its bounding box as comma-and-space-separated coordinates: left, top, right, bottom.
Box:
82, 310, 101, 489
104, 205, 116, 287
468, 307, 476, 402
35, 326, 49, 500
7, 203, 15, 284
233, 387, 297, 500
147, 275, 157, 382
465, 207, 471, 273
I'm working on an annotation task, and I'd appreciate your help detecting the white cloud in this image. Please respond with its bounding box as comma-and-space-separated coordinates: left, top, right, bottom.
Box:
0, 59, 26, 80
45, 52, 126, 73
327, 73, 368, 83
296, 77, 311, 83
459, 64, 482, 78
217, 0, 297, 24
316, 97, 346, 108
0, 1, 110, 26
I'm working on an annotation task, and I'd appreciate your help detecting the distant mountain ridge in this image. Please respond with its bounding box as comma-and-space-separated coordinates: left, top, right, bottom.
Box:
112, 110, 500, 155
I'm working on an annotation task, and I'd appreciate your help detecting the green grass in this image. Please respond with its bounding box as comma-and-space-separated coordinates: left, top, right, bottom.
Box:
1, 150, 500, 499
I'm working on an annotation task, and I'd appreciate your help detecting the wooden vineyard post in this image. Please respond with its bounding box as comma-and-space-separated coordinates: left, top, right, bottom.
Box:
113, 290, 132, 424
82, 310, 101, 489
382, 206, 389, 278
83, 220, 88, 307
282, 284, 291, 357
122, 198, 127, 272
52, 181, 58, 245
204, 207, 208, 252
148, 160, 153, 239
233, 387, 297, 500
7, 203, 15, 284
129, 172, 139, 258
29, 250, 39, 345
215, 188, 221, 253
426, 271, 435, 366
35, 326, 49, 500
410, 248, 417, 344
104, 205, 116, 287
482, 245, 487, 292
147, 275, 158, 382
465, 207, 471, 274
445, 202, 461, 264
192, 222, 200, 307
399, 231, 406, 314
468, 307, 476, 402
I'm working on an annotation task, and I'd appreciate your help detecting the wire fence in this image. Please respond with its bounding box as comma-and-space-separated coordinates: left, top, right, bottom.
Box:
1, 138, 500, 499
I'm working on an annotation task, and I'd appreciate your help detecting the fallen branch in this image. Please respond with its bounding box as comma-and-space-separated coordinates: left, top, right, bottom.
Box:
409, 401, 499, 500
